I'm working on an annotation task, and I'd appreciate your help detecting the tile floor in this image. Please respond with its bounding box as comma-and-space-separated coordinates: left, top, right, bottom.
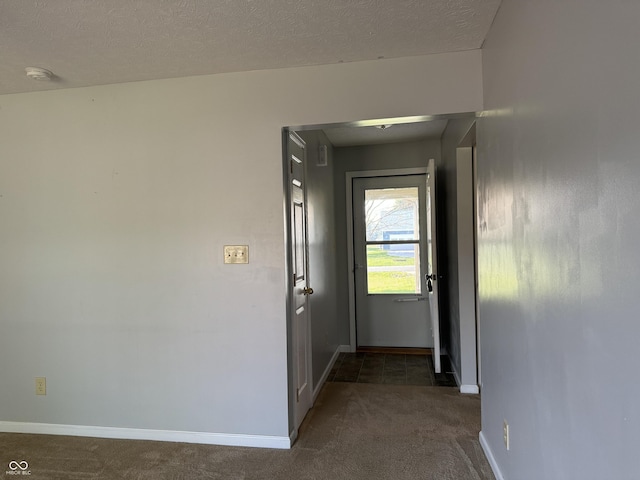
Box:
328, 352, 458, 387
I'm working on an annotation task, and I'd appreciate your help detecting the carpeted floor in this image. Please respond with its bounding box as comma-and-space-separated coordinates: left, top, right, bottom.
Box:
0, 383, 494, 479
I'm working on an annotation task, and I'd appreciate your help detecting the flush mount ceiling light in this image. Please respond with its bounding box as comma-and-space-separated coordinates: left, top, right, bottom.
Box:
25, 67, 53, 81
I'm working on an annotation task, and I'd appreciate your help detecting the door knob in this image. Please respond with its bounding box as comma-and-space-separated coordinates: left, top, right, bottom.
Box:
303, 287, 314, 295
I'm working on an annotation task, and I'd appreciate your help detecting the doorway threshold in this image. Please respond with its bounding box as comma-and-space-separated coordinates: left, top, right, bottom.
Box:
356, 346, 432, 356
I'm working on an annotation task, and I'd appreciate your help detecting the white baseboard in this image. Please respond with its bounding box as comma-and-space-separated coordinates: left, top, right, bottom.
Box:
460, 384, 480, 394
312, 344, 348, 402
289, 428, 298, 446
0, 421, 290, 450
479, 430, 505, 480
449, 358, 479, 395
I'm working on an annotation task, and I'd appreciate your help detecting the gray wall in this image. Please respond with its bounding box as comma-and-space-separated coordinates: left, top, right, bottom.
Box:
0, 52, 483, 443
479, 1, 640, 478
298, 131, 340, 391
333, 140, 442, 346
438, 118, 477, 387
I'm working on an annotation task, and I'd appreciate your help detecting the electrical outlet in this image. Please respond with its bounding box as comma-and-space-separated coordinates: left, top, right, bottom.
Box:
35, 377, 46, 395
503, 420, 510, 450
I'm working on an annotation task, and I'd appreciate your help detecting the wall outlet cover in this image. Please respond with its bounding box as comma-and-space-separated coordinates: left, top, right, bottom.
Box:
35, 377, 46, 395
224, 245, 249, 264
503, 420, 510, 450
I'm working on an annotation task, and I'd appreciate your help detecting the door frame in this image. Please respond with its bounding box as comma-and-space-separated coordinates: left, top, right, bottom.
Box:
345, 167, 429, 352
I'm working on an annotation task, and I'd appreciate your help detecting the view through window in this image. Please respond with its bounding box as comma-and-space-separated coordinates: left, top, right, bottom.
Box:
364, 187, 421, 294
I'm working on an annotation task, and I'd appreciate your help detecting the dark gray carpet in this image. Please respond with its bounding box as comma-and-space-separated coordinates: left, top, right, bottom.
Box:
0, 383, 494, 479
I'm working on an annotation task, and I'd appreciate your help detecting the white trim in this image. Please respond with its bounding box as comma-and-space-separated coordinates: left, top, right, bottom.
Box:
346, 176, 357, 351
0, 422, 291, 450
311, 344, 351, 401
345, 167, 429, 351
289, 428, 298, 446
479, 430, 505, 480
447, 354, 479, 394
312, 345, 341, 402
460, 384, 480, 394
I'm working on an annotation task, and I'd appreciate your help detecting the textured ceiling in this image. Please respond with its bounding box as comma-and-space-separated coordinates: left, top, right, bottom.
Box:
323, 120, 449, 147
0, 0, 501, 96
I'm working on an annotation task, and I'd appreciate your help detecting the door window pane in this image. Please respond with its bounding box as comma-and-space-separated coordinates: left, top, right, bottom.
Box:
366, 244, 421, 294
365, 187, 420, 242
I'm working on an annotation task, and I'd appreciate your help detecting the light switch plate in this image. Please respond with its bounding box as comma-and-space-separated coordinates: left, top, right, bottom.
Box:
224, 245, 249, 264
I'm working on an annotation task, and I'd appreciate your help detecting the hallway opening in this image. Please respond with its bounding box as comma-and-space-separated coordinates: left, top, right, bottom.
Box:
284, 113, 481, 437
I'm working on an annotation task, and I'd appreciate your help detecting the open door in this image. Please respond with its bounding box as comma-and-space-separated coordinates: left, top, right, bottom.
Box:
287, 131, 313, 432
426, 158, 441, 373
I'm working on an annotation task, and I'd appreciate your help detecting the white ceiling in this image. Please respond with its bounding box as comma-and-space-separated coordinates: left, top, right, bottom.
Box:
323, 120, 449, 147
0, 0, 502, 96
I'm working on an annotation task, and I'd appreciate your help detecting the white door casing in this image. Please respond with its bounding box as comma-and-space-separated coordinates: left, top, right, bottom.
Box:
288, 132, 312, 431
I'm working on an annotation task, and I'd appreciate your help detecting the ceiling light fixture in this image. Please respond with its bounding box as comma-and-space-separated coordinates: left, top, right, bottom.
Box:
375, 124, 393, 130
25, 67, 53, 81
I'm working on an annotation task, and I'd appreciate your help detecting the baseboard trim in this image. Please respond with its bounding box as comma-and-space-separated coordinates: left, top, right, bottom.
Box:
356, 346, 430, 355
479, 430, 505, 480
312, 345, 347, 402
0, 421, 291, 450
449, 360, 479, 394
289, 428, 298, 446
460, 384, 480, 394
338, 344, 352, 353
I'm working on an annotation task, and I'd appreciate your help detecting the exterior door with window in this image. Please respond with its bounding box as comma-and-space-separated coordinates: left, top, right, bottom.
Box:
353, 174, 431, 348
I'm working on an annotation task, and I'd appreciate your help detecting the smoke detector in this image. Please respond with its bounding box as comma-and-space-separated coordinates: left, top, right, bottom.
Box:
375, 124, 393, 130
25, 67, 53, 81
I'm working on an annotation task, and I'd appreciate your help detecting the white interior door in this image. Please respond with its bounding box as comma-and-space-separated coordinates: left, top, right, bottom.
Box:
288, 132, 312, 430
353, 175, 430, 348
426, 159, 441, 373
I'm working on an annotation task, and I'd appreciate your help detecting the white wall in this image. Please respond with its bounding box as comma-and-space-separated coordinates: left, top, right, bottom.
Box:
438, 118, 477, 387
0, 51, 482, 444
479, 1, 640, 478
297, 131, 340, 391
455, 146, 477, 390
